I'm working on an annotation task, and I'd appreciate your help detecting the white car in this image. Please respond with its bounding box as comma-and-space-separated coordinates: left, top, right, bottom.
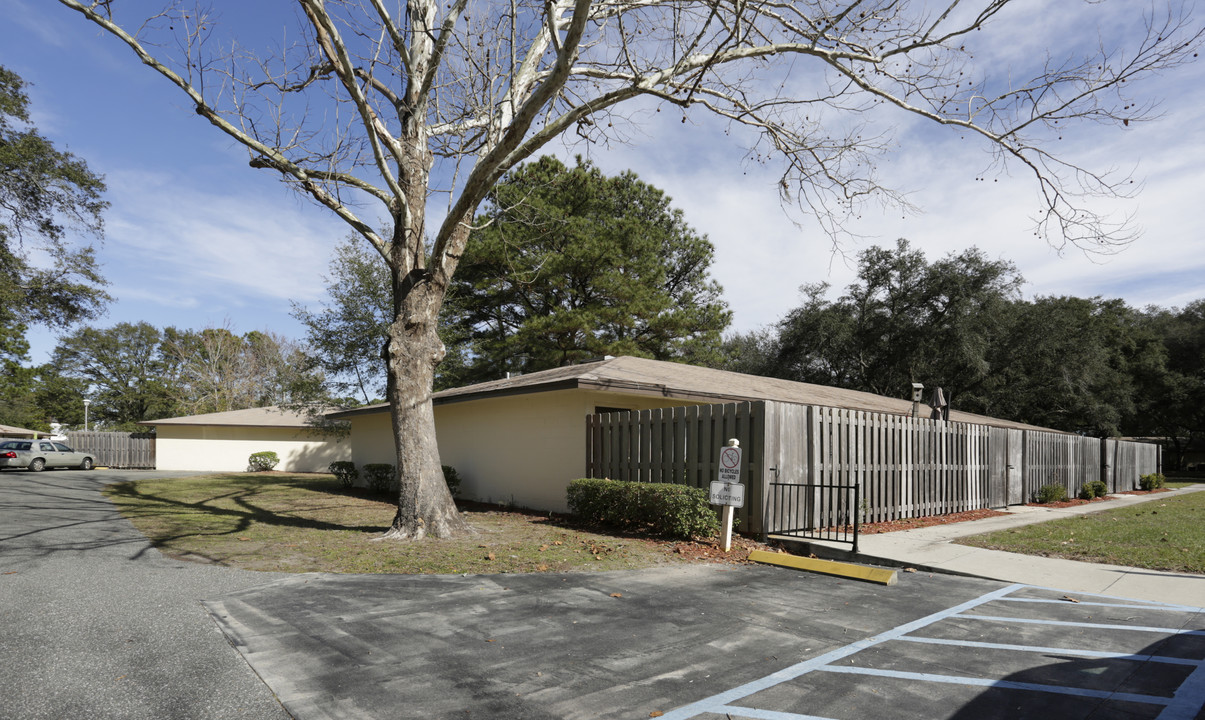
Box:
0, 440, 94, 471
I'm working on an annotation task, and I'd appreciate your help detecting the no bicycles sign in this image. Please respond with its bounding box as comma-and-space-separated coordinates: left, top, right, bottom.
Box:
712, 440, 744, 546
717, 444, 742, 483
711, 442, 744, 508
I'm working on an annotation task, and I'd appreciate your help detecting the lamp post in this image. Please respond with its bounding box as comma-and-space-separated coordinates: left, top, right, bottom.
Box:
83, 399, 91, 431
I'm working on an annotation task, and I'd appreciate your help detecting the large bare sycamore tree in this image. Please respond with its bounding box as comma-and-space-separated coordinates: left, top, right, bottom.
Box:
59, 0, 1201, 539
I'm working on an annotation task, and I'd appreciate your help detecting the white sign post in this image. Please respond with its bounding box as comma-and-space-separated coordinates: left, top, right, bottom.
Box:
710, 439, 743, 552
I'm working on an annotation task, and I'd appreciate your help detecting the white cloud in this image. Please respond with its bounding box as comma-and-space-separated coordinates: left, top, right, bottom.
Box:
103, 169, 347, 307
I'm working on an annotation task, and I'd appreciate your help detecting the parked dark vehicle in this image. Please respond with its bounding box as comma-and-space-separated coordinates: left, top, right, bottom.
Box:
0, 440, 94, 471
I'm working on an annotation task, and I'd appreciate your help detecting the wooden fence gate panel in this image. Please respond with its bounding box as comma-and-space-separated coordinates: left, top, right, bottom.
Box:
585, 402, 763, 531
65, 431, 155, 469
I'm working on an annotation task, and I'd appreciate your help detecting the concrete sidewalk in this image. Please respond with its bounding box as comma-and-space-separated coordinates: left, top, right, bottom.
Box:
792, 486, 1205, 608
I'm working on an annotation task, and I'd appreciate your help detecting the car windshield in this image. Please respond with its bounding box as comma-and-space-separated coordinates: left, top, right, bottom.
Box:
53, 443, 73, 452
0, 441, 17, 450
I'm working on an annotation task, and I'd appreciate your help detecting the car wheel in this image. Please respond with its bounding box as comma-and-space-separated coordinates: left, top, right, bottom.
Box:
79, 458, 93, 470
29, 458, 45, 472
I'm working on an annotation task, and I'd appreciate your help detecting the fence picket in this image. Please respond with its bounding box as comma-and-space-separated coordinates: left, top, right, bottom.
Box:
64, 431, 155, 469
585, 400, 1160, 536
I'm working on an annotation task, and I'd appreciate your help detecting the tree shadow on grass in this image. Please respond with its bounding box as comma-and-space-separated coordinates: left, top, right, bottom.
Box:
104, 474, 395, 562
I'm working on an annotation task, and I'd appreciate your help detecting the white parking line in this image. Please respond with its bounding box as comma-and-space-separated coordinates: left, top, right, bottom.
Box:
957, 614, 1205, 635
819, 665, 1172, 706
897, 635, 1205, 667
657, 583, 1205, 720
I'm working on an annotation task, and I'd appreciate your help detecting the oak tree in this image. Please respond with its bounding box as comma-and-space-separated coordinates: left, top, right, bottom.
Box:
0, 65, 110, 429
59, 0, 1203, 538
51, 322, 178, 429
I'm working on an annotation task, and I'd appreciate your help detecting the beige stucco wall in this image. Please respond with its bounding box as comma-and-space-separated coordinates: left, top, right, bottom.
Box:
155, 425, 351, 472
347, 390, 694, 512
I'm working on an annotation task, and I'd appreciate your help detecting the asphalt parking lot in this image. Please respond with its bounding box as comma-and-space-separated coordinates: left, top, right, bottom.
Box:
207, 569, 1205, 720
0, 469, 290, 720
659, 583, 1205, 720
3, 469, 1203, 719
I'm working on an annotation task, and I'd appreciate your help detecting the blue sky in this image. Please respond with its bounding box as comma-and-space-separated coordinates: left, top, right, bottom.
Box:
4, 1, 1204, 365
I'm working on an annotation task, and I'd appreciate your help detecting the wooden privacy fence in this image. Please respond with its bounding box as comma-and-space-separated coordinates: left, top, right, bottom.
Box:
585, 401, 1161, 537
65, 431, 156, 469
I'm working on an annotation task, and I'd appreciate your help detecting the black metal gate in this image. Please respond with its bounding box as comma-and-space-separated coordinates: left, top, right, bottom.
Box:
766, 483, 859, 553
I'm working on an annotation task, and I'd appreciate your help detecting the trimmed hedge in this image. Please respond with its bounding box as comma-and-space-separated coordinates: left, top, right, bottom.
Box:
1078, 480, 1108, 500
343, 463, 460, 495
248, 451, 280, 472
1139, 473, 1166, 491
1033, 484, 1068, 504
566, 478, 720, 540
329, 461, 358, 489
363, 463, 396, 493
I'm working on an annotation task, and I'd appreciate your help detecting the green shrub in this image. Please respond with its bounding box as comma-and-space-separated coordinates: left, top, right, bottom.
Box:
1034, 484, 1068, 504
329, 461, 358, 489
566, 478, 720, 540
248, 451, 280, 472
1139, 473, 1166, 491
1077, 480, 1108, 500
442, 465, 462, 497
363, 463, 396, 493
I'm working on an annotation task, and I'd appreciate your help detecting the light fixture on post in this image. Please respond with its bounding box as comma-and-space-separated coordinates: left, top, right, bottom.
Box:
83, 399, 91, 431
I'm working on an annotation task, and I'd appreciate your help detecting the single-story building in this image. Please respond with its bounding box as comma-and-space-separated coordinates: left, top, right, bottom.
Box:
328, 355, 1048, 513
0, 424, 48, 439
141, 406, 350, 473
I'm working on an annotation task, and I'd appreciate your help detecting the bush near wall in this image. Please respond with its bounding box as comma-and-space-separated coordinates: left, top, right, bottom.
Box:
345, 463, 460, 495
248, 451, 280, 472
363, 463, 396, 493
442, 465, 462, 497
329, 461, 358, 488
1139, 473, 1166, 491
1033, 484, 1068, 504
567, 478, 720, 540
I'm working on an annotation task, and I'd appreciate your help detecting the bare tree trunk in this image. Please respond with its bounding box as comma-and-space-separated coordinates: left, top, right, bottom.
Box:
381, 279, 471, 539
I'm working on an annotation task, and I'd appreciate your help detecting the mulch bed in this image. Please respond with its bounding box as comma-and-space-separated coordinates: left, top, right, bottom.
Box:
857, 508, 1010, 535
1025, 487, 1172, 509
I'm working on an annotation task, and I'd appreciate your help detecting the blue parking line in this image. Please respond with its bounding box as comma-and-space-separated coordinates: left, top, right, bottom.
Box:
897, 635, 1205, 667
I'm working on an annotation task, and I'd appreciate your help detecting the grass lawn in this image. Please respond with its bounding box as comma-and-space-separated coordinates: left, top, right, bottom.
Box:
958, 489, 1205, 574
103, 472, 757, 574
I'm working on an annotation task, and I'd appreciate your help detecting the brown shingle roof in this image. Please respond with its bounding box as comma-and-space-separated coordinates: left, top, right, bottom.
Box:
329, 356, 1054, 432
